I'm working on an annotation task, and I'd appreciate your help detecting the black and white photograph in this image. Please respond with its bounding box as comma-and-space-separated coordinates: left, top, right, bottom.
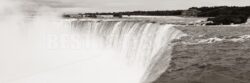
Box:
0, 0, 250, 83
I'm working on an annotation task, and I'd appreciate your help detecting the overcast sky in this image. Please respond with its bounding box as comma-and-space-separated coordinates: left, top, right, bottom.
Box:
19, 0, 250, 13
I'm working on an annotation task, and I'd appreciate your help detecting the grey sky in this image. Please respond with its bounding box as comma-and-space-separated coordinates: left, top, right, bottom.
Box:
27, 0, 250, 12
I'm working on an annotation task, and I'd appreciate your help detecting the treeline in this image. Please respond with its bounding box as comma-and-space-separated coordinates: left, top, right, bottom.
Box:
188, 6, 250, 17
186, 6, 250, 25
86, 6, 250, 25
84, 6, 250, 17
85, 10, 183, 16
207, 15, 249, 25
65, 6, 250, 25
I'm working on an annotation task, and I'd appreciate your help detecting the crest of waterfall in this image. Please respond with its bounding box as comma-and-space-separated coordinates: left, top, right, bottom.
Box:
70, 20, 186, 83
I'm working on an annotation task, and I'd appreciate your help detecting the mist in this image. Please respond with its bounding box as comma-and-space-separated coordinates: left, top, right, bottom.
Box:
0, 0, 187, 83
0, 0, 142, 83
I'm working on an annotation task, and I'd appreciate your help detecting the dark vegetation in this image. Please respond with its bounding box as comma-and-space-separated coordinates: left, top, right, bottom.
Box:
62, 14, 71, 18
85, 10, 183, 16
207, 15, 248, 25
190, 6, 250, 17
185, 6, 250, 25
64, 6, 250, 25
85, 14, 97, 18
113, 13, 123, 18
83, 6, 250, 17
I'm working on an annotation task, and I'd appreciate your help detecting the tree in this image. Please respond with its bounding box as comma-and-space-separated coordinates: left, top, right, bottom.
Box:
182, 9, 201, 16
62, 14, 71, 18
207, 15, 248, 25
113, 13, 122, 18
85, 14, 97, 18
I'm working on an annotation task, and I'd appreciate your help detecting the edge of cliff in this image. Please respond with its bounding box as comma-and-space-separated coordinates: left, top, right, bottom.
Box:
153, 25, 250, 83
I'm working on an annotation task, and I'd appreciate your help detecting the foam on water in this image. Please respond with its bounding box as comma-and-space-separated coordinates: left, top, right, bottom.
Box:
0, 1, 186, 82
70, 20, 186, 83
0, 16, 185, 83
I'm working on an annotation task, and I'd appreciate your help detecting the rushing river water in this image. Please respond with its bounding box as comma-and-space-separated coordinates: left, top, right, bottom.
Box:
0, 11, 185, 83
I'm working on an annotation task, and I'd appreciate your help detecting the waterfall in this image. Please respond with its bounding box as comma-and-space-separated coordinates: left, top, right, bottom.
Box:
0, 17, 185, 83
70, 20, 186, 83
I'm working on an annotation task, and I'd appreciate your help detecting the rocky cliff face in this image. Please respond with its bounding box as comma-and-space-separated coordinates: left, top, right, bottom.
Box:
153, 39, 250, 83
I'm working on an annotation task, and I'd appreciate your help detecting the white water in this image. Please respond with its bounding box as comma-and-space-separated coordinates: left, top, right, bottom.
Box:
0, 15, 185, 83
70, 20, 186, 83
0, 13, 186, 83
0, 1, 185, 82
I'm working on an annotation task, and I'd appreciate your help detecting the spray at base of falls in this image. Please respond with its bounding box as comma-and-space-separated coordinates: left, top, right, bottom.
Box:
0, 0, 187, 82
71, 20, 186, 83
0, 17, 185, 83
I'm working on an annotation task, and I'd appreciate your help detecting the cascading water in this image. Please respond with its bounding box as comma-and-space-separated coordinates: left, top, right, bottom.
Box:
0, 16, 185, 83
70, 20, 186, 83
1, 0, 185, 83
